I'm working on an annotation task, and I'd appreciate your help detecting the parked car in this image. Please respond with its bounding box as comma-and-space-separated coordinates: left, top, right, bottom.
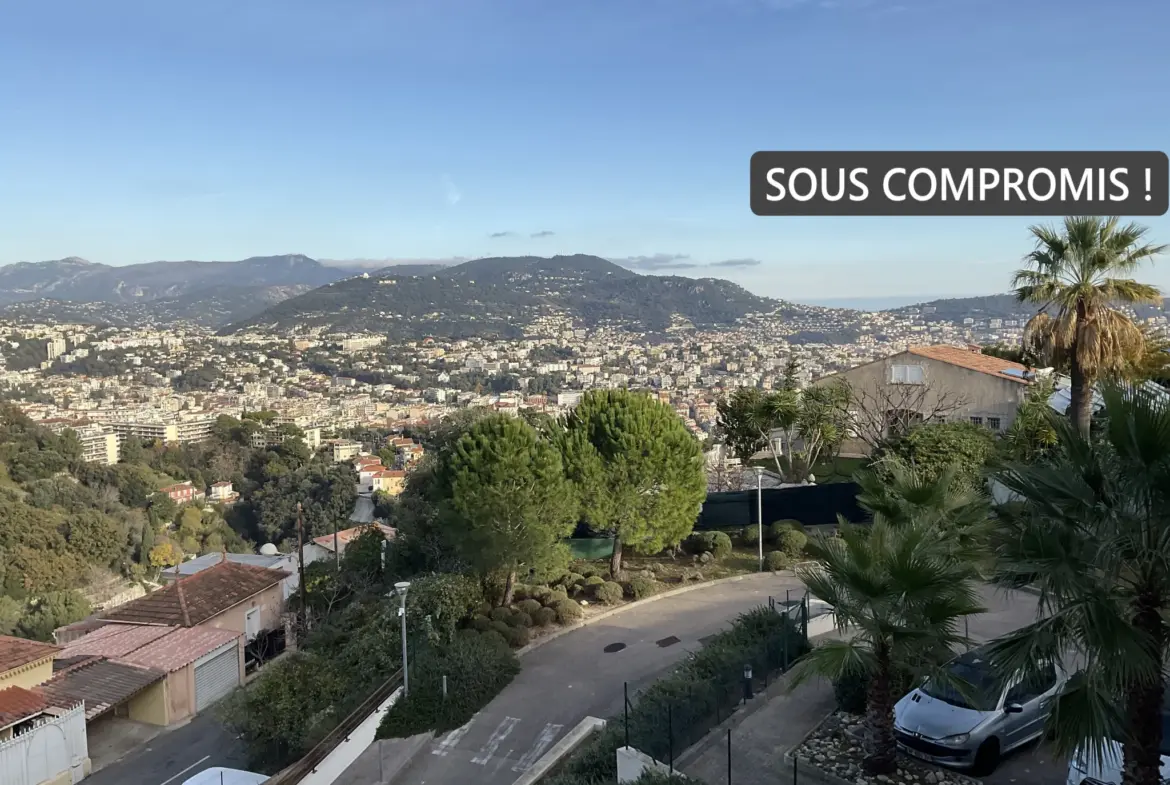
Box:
183, 768, 267, 785
893, 647, 1068, 775
1066, 689, 1170, 785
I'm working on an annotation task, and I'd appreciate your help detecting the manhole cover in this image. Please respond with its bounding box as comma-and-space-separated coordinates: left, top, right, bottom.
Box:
603, 642, 627, 653
656, 636, 681, 648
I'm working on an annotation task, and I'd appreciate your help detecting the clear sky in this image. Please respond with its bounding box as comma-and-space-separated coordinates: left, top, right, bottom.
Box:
2, 0, 1168, 300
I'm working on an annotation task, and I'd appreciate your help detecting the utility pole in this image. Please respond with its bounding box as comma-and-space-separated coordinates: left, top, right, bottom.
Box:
297, 502, 307, 633
333, 517, 340, 570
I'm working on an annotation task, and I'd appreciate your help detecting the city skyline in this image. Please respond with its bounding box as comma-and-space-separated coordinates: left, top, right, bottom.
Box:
2, 0, 1168, 299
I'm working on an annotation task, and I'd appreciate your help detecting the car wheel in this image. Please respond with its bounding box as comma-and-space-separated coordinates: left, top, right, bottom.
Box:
972, 738, 1000, 776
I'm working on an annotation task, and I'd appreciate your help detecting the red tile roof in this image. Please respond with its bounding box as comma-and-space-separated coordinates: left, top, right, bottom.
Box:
118, 627, 241, 673
62, 624, 176, 659
907, 344, 1032, 383
0, 686, 48, 728
38, 656, 165, 720
0, 635, 61, 674
312, 523, 395, 551
102, 561, 289, 627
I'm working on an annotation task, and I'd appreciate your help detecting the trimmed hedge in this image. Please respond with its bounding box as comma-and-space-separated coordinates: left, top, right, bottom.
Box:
376, 635, 520, 739
543, 606, 808, 784
532, 606, 557, 626
626, 575, 657, 600
765, 551, 790, 572
516, 599, 543, 616
553, 598, 583, 624
511, 610, 533, 628
584, 575, 606, 587
506, 625, 530, 648
775, 529, 808, 558
470, 614, 491, 632
545, 589, 570, 606
684, 531, 731, 560
489, 620, 511, 638
595, 581, 623, 605
489, 607, 513, 624
740, 525, 760, 546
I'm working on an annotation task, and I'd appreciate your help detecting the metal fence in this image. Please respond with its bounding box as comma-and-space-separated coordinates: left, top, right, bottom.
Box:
696, 483, 866, 530
619, 595, 811, 773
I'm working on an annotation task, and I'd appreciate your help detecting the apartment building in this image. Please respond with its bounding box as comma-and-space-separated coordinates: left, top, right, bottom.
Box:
37, 419, 119, 465
94, 414, 217, 446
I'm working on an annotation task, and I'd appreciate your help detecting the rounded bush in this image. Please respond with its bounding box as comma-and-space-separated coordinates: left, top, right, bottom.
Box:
517, 599, 542, 616
530, 586, 553, 603
545, 589, 570, 606
506, 625, 531, 648
626, 575, 657, 600
741, 526, 760, 546
511, 584, 529, 602
532, 606, 557, 626
510, 610, 533, 628
553, 599, 584, 624
456, 627, 479, 639
582, 570, 600, 580
708, 531, 733, 560
776, 529, 808, 558
684, 531, 715, 555
470, 614, 492, 632
765, 550, 790, 572
489, 607, 513, 624
769, 520, 803, 542
480, 629, 509, 650
583, 575, 605, 587
595, 581, 623, 605
475, 601, 493, 616
489, 620, 511, 638
566, 571, 586, 586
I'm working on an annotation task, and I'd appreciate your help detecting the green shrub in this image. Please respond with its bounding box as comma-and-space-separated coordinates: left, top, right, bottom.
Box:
768, 520, 803, 541
517, 599, 542, 616
510, 584, 528, 601
708, 531, 733, 560
545, 589, 570, 605
377, 635, 520, 739
684, 531, 714, 555
470, 614, 491, 632
765, 551, 790, 572
489, 620, 511, 638
532, 606, 557, 626
595, 581, 623, 605
833, 671, 868, 715
582, 570, 600, 580
565, 572, 586, 587
475, 601, 492, 616
406, 573, 484, 638
480, 629, 508, 650
626, 575, 657, 600
489, 607, 513, 624
584, 575, 605, 587
510, 610, 533, 628
553, 599, 583, 624
456, 627, 479, 639
506, 625, 530, 648
775, 529, 808, 558
741, 525, 760, 546
530, 586, 553, 603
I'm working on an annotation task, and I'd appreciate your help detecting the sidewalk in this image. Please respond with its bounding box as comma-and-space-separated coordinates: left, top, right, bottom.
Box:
678, 673, 835, 785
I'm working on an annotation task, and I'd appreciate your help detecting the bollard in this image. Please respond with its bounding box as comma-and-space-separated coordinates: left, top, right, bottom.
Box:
668, 702, 674, 772
743, 664, 753, 704
442, 675, 447, 699
624, 681, 630, 748
727, 728, 732, 785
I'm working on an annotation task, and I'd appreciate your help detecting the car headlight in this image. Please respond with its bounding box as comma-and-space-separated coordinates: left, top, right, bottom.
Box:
937, 733, 970, 745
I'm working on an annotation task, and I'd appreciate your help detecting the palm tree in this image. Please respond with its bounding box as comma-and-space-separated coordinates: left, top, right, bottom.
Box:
792, 480, 986, 774
987, 385, 1170, 785
1013, 216, 1165, 438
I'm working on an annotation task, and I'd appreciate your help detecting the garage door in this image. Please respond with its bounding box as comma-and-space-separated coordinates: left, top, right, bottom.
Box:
195, 641, 240, 712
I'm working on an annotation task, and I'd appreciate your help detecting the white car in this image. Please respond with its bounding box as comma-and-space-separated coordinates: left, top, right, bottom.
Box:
1067, 742, 1170, 785
183, 768, 267, 785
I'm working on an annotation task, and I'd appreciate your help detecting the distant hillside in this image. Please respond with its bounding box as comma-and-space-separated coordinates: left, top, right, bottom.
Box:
0, 254, 347, 306
225, 254, 782, 337
889, 293, 1166, 323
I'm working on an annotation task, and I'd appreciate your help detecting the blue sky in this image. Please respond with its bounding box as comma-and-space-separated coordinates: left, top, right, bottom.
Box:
1, 0, 1168, 300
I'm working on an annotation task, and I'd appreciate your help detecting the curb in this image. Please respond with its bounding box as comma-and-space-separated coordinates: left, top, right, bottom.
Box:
515, 571, 787, 659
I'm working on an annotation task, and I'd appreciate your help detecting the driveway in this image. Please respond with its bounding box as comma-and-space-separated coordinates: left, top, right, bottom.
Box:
391, 573, 808, 785
84, 712, 250, 785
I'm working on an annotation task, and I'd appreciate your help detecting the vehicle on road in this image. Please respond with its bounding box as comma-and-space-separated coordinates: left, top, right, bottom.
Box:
183, 767, 267, 785
1065, 688, 1170, 785
893, 647, 1068, 775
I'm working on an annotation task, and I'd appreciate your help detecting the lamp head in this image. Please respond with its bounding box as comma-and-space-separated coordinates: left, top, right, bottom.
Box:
394, 581, 410, 594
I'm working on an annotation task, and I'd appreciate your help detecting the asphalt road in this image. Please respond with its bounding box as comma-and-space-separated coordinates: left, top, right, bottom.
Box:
85, 713, 250, 785
396, 572, 809, 785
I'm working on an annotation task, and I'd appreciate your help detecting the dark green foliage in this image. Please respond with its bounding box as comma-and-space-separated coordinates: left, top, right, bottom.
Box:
765, 551, 790, 572
553, 599, 583, 624
532, 606, 557, 626
740, 525, 760, 545
489, 607, 513, 624
872, 421, 997, 492
595, 581, 623, 605
505, 625, 530, 647
471, 615, 491, 632
15, 591, 91, 642
516, 598, 542, 616
489, 620, 511, 637
775, 529, 807, 558
684, 530, 732, 559
626, 575, 657, 600
406, 573, 484, 639
545, 588, 569, 605
480, 629, 508, 649
377, 635, 520, 739
583, 575, 605, 587
510, 610, 533, 628
834, 671, 869, 715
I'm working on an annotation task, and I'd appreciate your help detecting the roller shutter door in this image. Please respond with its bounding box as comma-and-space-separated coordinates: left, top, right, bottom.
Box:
195, 641, 240, 712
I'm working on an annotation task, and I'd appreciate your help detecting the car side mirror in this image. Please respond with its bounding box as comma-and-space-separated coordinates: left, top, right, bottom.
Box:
1004, 703, 1023, 714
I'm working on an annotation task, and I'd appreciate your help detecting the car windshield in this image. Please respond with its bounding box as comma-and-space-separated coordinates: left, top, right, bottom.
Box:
919, 651, 1004, 712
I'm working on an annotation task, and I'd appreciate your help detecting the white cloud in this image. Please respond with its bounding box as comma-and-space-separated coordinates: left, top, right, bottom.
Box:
442, 174, 462, 206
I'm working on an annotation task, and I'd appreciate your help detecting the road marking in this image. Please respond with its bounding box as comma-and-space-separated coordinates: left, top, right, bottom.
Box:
470, 717, 520, 765
157, 756, 211, 785
432, 713, 478, 756
512, 723, 563, 772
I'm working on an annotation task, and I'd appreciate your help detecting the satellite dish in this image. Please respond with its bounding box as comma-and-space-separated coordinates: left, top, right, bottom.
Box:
259, 543, 279, 556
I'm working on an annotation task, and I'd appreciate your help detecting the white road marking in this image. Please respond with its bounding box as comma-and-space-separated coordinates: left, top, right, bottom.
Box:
432, 713, 478, 756
512, 723, 563, 772
470, 717, 520, 765
157, 756, 211, 785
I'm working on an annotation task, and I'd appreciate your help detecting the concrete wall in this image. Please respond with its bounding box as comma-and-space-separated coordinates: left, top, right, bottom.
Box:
166, 667, 195, 724
616, 746, 675, 784
818, 351, 1028, 456
299, 687, 402, 785
203, 583, 285, 640
128, 679, 170, 726
0, 657, 54, 691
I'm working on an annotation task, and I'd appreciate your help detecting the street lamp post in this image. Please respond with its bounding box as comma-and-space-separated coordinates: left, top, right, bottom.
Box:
752, 467, 764, 571
395, 581, 411, 696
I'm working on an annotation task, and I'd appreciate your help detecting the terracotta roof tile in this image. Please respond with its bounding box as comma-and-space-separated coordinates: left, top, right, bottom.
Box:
0, 685, 48, 728
119, 627, 241, 673
312, 523, 396, 551
62, 624, 176, 659
38, 657, 165, 720
102, 561, 289, 627
907, 344, 1032, 383
0, 634, 61, 673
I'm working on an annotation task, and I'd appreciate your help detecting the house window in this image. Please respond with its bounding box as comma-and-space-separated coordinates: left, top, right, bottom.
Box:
969, 416, 983, 426
889, 364, 925, 385
987, 417, 1001, 431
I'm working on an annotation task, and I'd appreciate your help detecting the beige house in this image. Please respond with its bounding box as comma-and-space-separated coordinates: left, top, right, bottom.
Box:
814, 344, 1033, 457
